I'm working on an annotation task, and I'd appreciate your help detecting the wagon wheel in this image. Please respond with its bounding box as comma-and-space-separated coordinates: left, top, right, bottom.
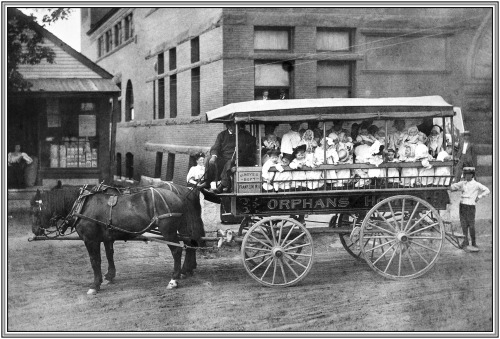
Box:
241, 217, 315, 287
359, 195, 444, 280
238, 215, 262, 236
329, 213, 364, 261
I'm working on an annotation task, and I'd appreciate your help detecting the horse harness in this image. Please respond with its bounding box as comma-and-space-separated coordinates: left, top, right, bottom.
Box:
68, 186, 183, 237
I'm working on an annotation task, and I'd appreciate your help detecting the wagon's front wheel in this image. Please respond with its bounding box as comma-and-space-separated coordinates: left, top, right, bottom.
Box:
241, 217, 314, 287
360, 195, 444, 280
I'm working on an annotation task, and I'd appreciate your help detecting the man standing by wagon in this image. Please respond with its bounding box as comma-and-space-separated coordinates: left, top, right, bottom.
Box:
200, 121, 256, 193
449, 167, 490, 251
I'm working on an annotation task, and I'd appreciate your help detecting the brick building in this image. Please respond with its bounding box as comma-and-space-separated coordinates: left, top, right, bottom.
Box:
80, 7, 493, 185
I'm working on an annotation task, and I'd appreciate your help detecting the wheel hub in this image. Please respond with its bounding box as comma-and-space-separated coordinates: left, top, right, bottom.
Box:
397, 232, 409, 243
272, 247, 284, 258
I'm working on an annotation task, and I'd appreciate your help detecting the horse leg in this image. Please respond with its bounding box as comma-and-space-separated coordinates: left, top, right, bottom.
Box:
103, 240, 116, 284
181, 242, 197, 278
84, 240, 102, 295
166, 244, 183, 289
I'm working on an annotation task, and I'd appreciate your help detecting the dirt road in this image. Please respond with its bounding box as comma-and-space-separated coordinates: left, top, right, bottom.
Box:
6, 211, 493, 332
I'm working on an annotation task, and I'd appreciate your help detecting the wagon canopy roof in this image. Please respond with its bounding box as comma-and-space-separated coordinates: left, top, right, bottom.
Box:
205, 96, 455, 123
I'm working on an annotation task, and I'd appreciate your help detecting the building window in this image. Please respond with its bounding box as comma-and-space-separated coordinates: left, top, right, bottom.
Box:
158, 53, 164, 74
165, 153, 175, 181
125, 80, 134, 121
191, 68, 200, 116
191, 37, 199, 63
124, 13, 134, 41
316, 61, 353, 98
42, 98, 99, 169
116, 152, 122, 177
152, 81, 156, 119
125, 152, 134, 179
169, 47, 176, 71
316, 28, 352, 52
158, 78, 165, 119
155, 152, 163, 178
114, 22, 122, 47
254, 60, 292, 100
169, 75, 177, 118
254, 27, 291, 51
97, 36, 104, 57
105, 30, 113, 53
117, 82, 122, 122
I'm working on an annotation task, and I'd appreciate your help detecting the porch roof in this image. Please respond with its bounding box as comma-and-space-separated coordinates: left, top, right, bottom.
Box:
21, 78, 120, 93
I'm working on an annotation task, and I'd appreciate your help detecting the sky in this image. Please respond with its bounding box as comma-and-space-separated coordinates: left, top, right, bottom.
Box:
20, 8, 81, 51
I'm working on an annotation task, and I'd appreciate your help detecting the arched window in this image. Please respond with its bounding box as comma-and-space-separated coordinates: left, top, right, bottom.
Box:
125, 80, 134, 121
125, 152, 134, 179
116, 152, 122, 177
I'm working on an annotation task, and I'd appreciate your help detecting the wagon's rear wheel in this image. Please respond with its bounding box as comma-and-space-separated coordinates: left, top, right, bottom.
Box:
330, 213, 364, 261
359, 195, 444, 280
241, 217, 314, 287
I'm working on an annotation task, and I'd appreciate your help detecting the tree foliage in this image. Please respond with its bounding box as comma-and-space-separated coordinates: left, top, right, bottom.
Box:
7, 8, 72, 92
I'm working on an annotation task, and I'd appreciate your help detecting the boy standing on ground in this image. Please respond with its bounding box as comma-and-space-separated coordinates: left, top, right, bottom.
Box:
449, 167, 490, 251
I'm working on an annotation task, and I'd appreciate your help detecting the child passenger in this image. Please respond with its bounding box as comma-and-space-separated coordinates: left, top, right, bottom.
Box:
400, 145, 418, 187
385, 148, 401, 187
433, 145, 453, 186
186, 153, 206, 188
273, 154, 293, 192
261, 132, 281, 164
316, 137, 338, 188
415, 133, 434, 186
289, 144, 309, 190
261, 149, 283, 192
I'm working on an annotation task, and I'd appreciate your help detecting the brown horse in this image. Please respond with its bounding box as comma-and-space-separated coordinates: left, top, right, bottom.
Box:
31, 183, 205, 295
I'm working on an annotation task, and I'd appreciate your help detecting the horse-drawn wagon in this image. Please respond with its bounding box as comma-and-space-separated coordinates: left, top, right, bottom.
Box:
30, 96, 465, 292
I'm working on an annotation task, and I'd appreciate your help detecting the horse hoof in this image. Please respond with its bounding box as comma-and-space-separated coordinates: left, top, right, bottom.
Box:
103, 279, 114, 285
166, 280, 178, 289
180, 274, 187, 279
87, 289, 97, 295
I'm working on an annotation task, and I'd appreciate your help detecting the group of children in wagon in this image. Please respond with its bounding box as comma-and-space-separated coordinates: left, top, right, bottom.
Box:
260, 119, 454, 192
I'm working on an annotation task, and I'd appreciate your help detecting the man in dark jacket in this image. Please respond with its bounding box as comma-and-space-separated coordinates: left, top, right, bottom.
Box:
200, 121, 256, 193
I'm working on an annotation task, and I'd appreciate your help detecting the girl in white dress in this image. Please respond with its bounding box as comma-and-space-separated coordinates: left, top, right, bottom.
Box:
186, 153, 206, 188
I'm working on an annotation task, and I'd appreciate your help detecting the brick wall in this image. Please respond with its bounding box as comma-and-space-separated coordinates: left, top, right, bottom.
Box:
89, 7, 492, 186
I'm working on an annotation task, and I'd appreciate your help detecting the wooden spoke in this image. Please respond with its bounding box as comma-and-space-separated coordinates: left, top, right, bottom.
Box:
282, 232, 306, 249
403, 201, 420, 232
400, 198, 406, 230
372, 242, 398, 266
404, 246, 417, 273
407, 222, 439, 236
283, 254, 308, 269
386, 201, 400, 230
248, 234, 272, 249
279, 259, 287, 284
366, 221, 397, 235
406, 210, 432, 234
284, 243, 310, 252
382, 245, 399, 273
374, 209, 398, 233
245, 246, 272, 252
250, 255, 273, 273
410, 239, 440, 253
408, 245, 430, 265
245, 252, 272, 262
257, 225, 274, 245
260, 258, 275, 280
364, 239, 396, 253
282, 258, 300, 278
